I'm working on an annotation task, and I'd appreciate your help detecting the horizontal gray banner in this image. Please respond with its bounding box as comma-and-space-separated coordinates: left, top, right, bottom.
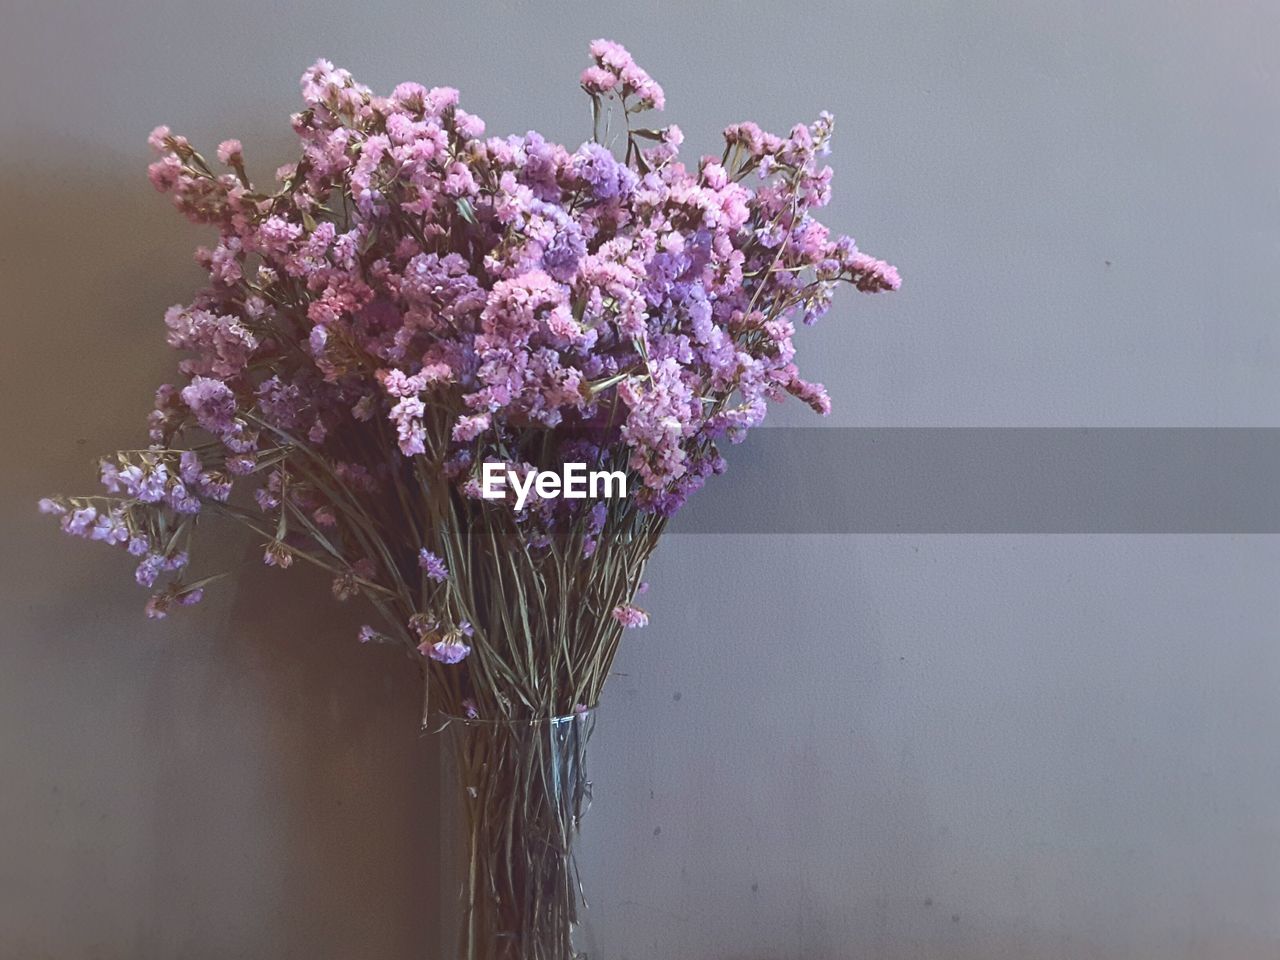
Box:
669, 429, 1280, 533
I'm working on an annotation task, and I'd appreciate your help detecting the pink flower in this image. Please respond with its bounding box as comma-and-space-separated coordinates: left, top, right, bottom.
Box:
587, 39, 664, 110
847, 251, 901, 292
147, 156, 182, 192
612, 604, 649, 629
451, 413, 490, 443
580, 65, 617, 94
147, 125, 172, 153
216, 139, 244, 166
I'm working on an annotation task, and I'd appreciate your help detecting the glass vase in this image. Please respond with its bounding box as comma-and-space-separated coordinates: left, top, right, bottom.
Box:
433, 710, 596, 960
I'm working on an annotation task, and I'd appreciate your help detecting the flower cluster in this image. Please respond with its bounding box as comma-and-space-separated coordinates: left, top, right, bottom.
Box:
43, 41, 897, 711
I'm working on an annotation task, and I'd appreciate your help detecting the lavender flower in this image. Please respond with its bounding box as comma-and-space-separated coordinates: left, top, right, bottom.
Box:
176, 587, 204, 606
180, 377, 238, 439
63, 507, 97, 537
421, 636, 472, 664
418, 549, 449, 583
135, 554, 164, 588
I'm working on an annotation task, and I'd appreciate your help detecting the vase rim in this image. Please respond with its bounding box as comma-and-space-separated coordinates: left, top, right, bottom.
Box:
427, 707, 595, 729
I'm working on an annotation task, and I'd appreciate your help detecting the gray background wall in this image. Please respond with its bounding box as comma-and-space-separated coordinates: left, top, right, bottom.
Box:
2, 1, 1278, 958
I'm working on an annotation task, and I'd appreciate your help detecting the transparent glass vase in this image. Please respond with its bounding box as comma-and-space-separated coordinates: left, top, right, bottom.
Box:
432, 709, 596, 960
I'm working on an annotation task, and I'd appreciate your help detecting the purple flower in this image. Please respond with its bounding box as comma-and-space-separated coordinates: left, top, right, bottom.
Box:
165, 307, 257, 378
574, 142, 637, 201
421, 637, 471, 664
162, 551, 189, 572
63, 506, 97, 537
197, 472, 232, 501
135, 554, 164, 588
418, 549, 448, 582
180, 377, 238, 438
136, 464, 169, 504
90, 511, 130, 545
178, 450, 202, 484
99, 460, 123, 493
226, 455, 256, 476
542, 221, 585, 282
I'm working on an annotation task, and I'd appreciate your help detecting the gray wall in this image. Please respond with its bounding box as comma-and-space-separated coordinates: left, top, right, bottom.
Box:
3, 1, 1278, 958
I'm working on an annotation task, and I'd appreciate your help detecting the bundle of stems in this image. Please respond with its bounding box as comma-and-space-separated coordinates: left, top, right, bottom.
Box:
449, 711, 595, 960
236, 397, 667, 724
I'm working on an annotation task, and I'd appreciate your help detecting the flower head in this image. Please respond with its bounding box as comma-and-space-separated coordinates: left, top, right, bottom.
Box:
612, 603, 650, 629
216, 139, 244, 166
421, 636, 472, 664
418, 548, 449, 583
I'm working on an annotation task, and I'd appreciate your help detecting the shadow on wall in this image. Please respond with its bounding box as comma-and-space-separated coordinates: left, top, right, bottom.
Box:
3, 154, 458, 960
139, 545, 453, 959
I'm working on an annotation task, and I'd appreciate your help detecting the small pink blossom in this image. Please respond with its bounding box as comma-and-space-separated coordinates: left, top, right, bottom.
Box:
580, 65, 617, 93
216, 139, 244, 166
612, 604, 649, 629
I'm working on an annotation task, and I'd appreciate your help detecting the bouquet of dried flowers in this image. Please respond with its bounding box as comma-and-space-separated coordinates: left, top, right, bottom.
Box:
41, 39, 898, 958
